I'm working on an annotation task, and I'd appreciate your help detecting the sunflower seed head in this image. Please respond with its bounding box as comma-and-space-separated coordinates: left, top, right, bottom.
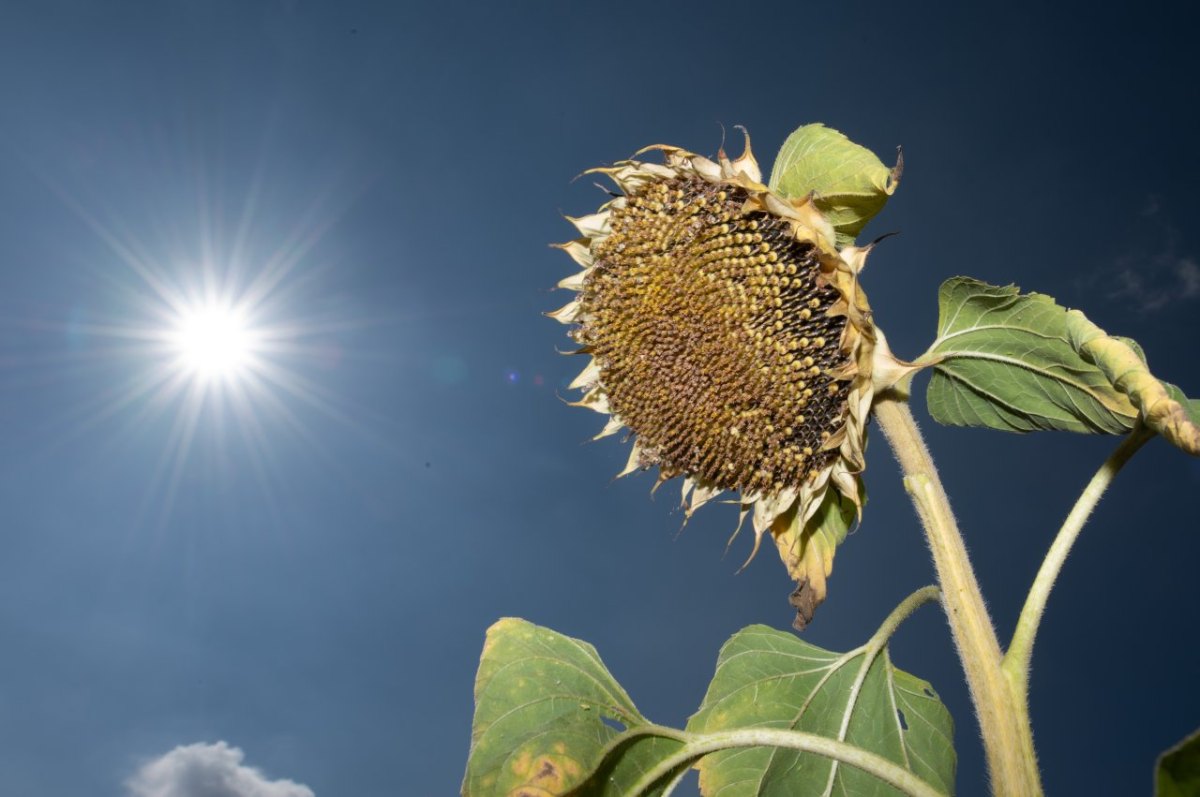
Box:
578, 174, 853, 496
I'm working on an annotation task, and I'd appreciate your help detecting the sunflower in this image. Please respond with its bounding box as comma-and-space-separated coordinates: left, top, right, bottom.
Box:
552, 132, 898, 627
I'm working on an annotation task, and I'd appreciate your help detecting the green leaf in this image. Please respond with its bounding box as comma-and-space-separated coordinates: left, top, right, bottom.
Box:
687, 625, 955, 796
1064, 310, 1200, 455
1156, 727, 1200, 797
924, 277, 1138, 434
1164, 382, 1200, 428
462, 618, 686, 797
768, 123, 900, 248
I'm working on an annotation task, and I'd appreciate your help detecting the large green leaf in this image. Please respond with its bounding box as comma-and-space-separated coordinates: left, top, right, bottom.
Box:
1156, 727, 1200, 797
687, 625, 955, 796
462, 618, 685, 797
768, 123, 900, 248
924, 278, 1138, 434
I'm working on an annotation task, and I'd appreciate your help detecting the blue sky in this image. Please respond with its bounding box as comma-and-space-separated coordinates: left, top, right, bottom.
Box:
0, 2, 1198, 795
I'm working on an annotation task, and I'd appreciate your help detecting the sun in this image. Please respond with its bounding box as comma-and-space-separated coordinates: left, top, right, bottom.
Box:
29, 147, 381, 529
170, 302, 257, 382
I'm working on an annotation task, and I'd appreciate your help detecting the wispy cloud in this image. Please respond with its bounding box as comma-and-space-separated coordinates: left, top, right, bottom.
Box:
126, 741, 314, 797
1085, 196, 1200, 312
1110, 255, 1200, 312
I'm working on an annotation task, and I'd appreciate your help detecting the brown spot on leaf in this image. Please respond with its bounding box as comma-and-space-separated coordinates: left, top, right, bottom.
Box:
789, 580, 821, 631
505, 751, 582, 796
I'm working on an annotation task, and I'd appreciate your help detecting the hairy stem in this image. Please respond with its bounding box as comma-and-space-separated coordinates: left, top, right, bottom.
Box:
627, 728, 946, 797
1004, 423, 1152, 696
869, 584, 942, 650
873, 394, 1042, 796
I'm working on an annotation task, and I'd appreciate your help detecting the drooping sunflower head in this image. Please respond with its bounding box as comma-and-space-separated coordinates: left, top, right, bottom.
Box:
553, 133, 883, 627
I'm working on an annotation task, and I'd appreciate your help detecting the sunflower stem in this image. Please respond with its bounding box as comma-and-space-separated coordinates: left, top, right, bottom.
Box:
873, 394, 1042, 797
1003, 423, 1152, 699
625, 728, 946, 797
868, 584, 942, 650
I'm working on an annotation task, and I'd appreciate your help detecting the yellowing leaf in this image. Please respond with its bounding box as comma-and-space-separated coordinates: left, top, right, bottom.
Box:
1064, 310, 1200, 455
462, 618, 685, 797
770, 481, 860, 630
768, 123, 900, 248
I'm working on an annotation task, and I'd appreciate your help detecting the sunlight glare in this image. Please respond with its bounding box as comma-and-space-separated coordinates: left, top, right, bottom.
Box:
41, 168, 375, 529
171, 302, 256, 381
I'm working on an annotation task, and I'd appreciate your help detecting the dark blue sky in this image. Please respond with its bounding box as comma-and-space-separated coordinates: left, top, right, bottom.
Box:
1, 2, 1197, 795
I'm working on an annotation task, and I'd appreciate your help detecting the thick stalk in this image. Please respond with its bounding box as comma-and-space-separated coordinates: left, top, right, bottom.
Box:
873, 394, 1042, 796
1004, 424, 1152, 697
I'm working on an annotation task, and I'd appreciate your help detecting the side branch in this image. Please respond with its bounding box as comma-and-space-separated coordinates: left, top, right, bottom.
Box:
868, 585, 942, 650
1004, 423, 1153, 695
627, 728, 946, 797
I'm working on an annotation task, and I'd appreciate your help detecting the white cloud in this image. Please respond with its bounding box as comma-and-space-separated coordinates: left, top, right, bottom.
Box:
1175, 258, 1200, 298
1108, 254, 1200, 311
1078, 196, 1200, 312
126, 741, 314, 797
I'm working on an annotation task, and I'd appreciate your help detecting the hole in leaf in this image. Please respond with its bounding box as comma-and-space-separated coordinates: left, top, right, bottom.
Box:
923, 687, 936, 698
601, 715, 627, 733
897, 709, 908, 731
